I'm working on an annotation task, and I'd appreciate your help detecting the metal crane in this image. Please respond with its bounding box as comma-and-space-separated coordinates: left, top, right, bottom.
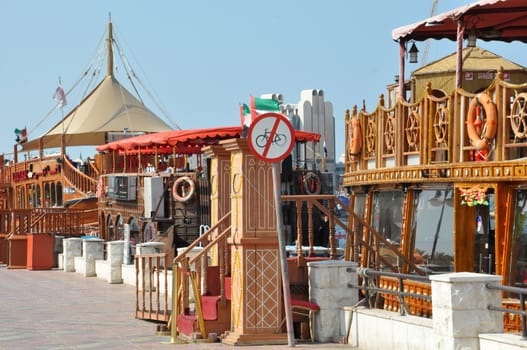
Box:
421, 0, 439, 65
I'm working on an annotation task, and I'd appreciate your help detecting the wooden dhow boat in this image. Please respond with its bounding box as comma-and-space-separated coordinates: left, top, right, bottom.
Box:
341, 0, 527, 330
0, 19, 175, 268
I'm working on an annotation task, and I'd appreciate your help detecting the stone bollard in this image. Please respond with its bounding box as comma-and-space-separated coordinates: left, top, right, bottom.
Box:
106, 240, 124, 283
63, 237, 82, 272
430, 272, 503, 349
81, 238, 105, 277
308, 260, 358, 342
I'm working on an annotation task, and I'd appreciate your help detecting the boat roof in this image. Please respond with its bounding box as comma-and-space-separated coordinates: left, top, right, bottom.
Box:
392, 0, 527, 43
96, 126, 321, 155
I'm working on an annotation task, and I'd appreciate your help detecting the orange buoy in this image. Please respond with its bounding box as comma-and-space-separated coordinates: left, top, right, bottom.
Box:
466, 93, 498, 151
348, 117, 362, 158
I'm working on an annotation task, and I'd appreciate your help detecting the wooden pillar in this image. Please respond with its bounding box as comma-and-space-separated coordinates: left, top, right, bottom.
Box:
221, 138, 287, 345
202, 144, 231, 265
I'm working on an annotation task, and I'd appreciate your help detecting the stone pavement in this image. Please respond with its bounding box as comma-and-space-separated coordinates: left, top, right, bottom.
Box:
0, 265, 350, 350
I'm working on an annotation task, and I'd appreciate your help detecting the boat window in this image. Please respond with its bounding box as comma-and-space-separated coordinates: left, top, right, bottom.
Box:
412, 189, 454, 272
116, 215, 124, 240
50, 183, 56, 207
509, 190, 527, 286
17, 186, 25, 209
352, 192, 366, 243
56, 182, 63, 206
129, 218, 140, 245
44, 183, 51, 208
28, 184, 35, 208
35, 184, 41, 207
371, 191, 404, 244
107, 214, 114, 241
143, 222, 155, 242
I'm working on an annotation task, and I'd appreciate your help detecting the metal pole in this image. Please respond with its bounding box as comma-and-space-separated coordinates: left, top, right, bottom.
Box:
272, 162, 295, 346
521, 293, 527, 340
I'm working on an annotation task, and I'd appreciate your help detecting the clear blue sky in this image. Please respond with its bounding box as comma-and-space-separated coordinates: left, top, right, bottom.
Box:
1, 1, 524, 161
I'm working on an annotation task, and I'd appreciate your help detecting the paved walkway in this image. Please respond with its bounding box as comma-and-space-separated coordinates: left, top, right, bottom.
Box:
0, 265, 350, 350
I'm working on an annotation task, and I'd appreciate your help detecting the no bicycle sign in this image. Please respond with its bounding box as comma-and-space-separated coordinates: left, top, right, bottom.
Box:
247, 113, 295, 163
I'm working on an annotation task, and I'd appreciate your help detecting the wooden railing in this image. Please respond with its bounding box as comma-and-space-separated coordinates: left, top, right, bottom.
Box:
0, 208, 92, 237
135, 253, 169, 322
62, 156, 98, 195
345, 70, 527, 183
281, 194, 345, 264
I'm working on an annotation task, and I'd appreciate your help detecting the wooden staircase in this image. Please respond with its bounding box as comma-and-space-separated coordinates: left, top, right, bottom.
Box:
176, 265, 232, 339
170, 212, 232, 341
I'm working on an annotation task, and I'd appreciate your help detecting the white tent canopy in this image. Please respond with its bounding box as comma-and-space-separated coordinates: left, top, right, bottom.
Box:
21, 75, 173, 151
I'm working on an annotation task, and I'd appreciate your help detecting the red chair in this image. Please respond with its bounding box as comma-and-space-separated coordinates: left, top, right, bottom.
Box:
278, 299, 320, 342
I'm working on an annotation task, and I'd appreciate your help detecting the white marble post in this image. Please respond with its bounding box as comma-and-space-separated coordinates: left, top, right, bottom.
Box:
63, 237, 82, 272
430, 272, 503, 349
308, 260, 358, 342
123, 224, 131, 265
107, 240, 124, 283
81, 238, 105, 277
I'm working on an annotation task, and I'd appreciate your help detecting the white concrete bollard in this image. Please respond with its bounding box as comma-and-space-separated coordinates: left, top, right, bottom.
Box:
308, 260, 359, 342
63, 237, 82, 272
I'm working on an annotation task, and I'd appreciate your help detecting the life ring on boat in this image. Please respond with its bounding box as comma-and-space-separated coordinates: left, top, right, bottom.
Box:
348, 117, 362, 159
303, 172, 321, 195
466, 93, 498, 151
172, 176, 195, 202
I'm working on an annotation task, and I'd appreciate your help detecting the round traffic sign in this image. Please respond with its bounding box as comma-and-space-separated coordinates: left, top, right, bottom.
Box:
247, 113, 295, 163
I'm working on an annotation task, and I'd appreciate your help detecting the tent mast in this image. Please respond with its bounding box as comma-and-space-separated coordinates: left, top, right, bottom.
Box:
107, 14, 114, 77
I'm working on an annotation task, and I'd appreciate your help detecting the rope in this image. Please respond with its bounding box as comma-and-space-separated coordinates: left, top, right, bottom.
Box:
112, 25, 181, 131
28, 30, 106, 139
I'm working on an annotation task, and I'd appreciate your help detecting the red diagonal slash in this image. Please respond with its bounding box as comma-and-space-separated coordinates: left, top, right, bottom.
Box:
262, 118, 281, 158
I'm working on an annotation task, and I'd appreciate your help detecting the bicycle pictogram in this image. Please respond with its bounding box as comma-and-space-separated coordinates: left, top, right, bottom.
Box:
255, 128, 287, 148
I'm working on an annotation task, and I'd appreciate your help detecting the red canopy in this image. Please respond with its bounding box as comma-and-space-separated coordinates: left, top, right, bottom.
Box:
96, 126, 320, 154
392, 0, 527, 43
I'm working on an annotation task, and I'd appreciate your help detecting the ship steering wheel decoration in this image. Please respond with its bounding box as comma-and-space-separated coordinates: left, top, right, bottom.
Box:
405, 109, 420, 150
508, 93, 527, 140
433, 105, 449, 145
383, 113, 396, 153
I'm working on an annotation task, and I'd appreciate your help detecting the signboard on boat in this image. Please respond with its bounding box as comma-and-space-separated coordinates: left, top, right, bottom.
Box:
247, 112, 295, 163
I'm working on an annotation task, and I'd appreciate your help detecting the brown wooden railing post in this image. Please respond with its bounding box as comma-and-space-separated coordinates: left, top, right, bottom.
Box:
328, 198, 336, 259
307, 200, 314, 256
295, 200, 304, 263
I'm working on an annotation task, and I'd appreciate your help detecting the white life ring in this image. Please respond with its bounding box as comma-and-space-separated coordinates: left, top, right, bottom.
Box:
172, 176, 195, 202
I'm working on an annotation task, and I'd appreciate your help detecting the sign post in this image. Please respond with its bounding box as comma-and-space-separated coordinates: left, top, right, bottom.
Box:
248, 113, 295, 346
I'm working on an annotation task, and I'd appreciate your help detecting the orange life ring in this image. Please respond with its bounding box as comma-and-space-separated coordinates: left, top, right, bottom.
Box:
172, 176, 195, 202
466, 93, 498, 151
303, 172, 321, 195
348, 117, 362, 158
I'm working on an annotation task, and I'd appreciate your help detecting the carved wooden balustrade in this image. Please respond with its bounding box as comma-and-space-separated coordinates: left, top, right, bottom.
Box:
344, 70, 527, 187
